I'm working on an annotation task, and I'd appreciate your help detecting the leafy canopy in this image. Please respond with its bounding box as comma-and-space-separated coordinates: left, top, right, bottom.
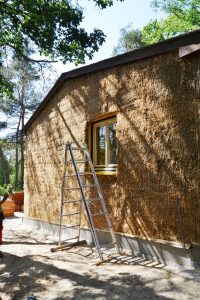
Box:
0, 184, 12, 196
113, 25, 146, 55
151, 0, 200, 26
0, 0, 123, 63
0, 0, 124, 98
142, 14, 198, 45
113, 0, 199, 54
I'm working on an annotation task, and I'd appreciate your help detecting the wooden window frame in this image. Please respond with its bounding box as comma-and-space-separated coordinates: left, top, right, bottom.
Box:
91, 116, 117, 175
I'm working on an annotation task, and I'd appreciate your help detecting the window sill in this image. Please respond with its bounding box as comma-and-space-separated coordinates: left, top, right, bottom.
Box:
95, 171, 117, 176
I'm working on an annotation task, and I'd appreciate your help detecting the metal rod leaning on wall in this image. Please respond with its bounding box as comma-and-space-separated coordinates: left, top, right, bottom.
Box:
176, 197, 192, 253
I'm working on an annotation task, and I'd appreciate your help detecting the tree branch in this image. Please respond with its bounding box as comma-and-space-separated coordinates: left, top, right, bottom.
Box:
7, 44, 58, 63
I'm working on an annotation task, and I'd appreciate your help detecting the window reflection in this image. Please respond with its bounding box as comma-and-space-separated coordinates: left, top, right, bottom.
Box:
96, 125, 106, 165
109, 122, 116, 164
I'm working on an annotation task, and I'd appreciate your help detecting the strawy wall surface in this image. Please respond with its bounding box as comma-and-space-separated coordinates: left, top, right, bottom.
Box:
24, 50, 200, 244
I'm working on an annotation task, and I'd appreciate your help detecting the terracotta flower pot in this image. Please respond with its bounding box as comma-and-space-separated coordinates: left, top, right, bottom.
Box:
12, 191, 24, 205
2, 198, 15, 217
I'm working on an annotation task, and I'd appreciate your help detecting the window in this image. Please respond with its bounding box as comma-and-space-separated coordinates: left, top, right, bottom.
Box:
92, 117, 117, 173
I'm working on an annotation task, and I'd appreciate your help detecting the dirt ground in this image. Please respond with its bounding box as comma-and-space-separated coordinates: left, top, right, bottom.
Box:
0, 214, 200, 300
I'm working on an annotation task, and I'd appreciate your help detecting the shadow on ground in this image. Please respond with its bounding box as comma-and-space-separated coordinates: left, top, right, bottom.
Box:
0, 252, 173, 300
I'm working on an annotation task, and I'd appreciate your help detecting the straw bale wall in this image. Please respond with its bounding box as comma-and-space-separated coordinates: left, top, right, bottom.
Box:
24, 50, 200, 244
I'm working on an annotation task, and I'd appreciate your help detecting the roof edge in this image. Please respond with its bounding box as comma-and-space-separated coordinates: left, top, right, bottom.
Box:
24, 29, 200, 132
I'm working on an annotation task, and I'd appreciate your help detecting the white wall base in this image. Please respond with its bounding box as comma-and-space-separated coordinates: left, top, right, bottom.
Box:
23, 217, 200, 269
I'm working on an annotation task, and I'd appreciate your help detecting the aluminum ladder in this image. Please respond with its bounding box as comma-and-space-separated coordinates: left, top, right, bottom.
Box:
57, 142, 120, 260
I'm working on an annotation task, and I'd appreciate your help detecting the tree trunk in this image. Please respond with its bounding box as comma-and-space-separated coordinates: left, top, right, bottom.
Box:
15, 116, 21, 191
20, 105, 25, 190
0, 146, 10, 185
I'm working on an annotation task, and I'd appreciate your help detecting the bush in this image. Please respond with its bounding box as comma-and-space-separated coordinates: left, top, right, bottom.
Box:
0, 184, 12, 196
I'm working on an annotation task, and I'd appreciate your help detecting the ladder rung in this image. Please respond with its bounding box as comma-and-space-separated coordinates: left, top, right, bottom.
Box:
62, 212, 80, 216
64, 174, 79, 177
63, 187, 81, 190
63, 199, 82, 204
68, 160, 86, 163
84, 184, 97, 188
91, 212, 105, 216
62, 224, 80, 229
99, 242, 116, 248
85, 197, 101, 202
63, 198, 100, 204
63, 185, 96, 190
76, 172, 93, 175
64, 172, 92, 177
95, 226, 112, 230
78, 172, 93, 176
75, 160, 87, 162
71, 147, 85, 151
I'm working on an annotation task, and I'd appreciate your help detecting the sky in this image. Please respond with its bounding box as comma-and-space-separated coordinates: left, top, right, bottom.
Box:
0, 0, 166, 138
54, 0, 166, 73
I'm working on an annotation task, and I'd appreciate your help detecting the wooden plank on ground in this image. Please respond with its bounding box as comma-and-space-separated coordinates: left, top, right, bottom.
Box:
50, 240, 87, 252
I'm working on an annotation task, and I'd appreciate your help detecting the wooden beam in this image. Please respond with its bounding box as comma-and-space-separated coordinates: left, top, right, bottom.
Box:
179, 44, 200, 58
50, 240, 87, 252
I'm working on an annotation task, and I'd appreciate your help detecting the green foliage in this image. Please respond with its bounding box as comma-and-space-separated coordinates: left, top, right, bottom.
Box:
0, 146, 10, 186
0, 169, 5, 187
93, 0, 123, 8
151, 0, 200, 27
113, 25, 146, 55
0, 139, 16, 190
9, 164, 21, 191
141, 14, 198, 45
0, 184, 12, 196
113, 0, 199, 54
0, 186, 7, 196
0, 0, 124, 99
0, 172, 4, 187
0, 71, 14, 100
0, 122, 7, 130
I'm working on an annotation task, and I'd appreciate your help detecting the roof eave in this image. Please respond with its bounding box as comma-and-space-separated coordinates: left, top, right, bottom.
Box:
23, 29, 200, 133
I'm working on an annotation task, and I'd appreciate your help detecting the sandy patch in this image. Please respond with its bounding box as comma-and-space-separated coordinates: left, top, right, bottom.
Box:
0, 214, 200, 300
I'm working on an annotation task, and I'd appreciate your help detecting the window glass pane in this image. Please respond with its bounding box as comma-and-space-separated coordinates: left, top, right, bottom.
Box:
96, 125, 106, 165
109, 122, 116, 164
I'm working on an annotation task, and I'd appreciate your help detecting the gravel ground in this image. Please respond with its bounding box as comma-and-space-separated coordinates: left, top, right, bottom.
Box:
0, 213, 200, 300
